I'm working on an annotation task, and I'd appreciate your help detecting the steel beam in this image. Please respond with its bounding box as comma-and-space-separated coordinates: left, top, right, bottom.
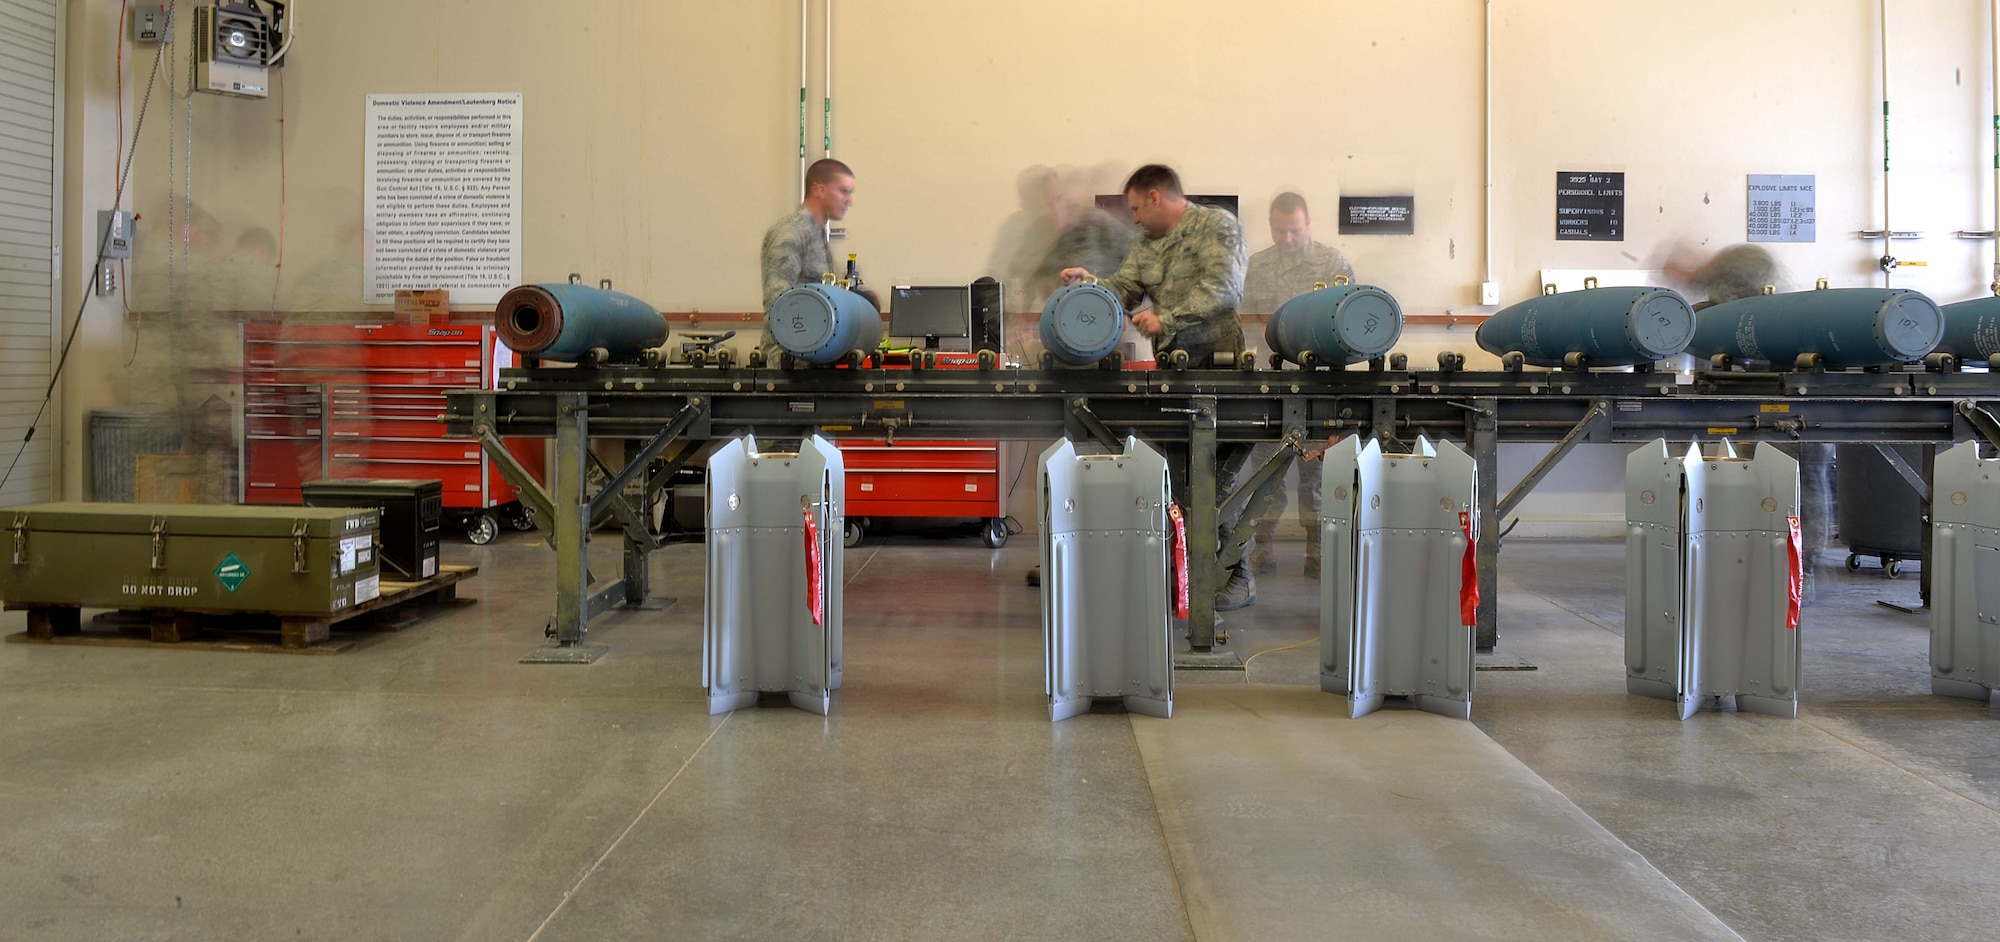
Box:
1498, 400, 1610, 520
1067, 398, 1123, 451
587, 398, 706, 519
1957, 401, 2000, 450
549, 394, 592, 649
1215, 432, 1298, 571
471, 423, 555, 535
1470, 399, 1501, 651
1187, 396, 1219, 652
1871, 443, 1930, 502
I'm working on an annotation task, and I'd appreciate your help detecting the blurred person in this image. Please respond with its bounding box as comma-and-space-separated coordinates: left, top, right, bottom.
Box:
758, 158, 878, 364
1038, 179, 1138, 305
1663, 241, 1777, 310
1236, 193, 1354, 578
1059, 164, 1260, 611
1664, 241, 1829, 599
989, 167, 1066, 310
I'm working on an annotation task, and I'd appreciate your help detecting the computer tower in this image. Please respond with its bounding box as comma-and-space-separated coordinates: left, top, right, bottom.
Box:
302, 478, 443, 581
971, 276, 1004, 353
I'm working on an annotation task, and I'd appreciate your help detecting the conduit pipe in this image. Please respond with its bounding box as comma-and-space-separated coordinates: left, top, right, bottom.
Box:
1483, 0, 1493, 299
792, 0, 800, 192
1882, 0, 1894, 287
824, 0, 834, 158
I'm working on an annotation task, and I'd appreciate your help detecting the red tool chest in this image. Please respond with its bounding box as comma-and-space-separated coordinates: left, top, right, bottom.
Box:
829, 350, 1013, 548
241, 323, 544, 544
835, 439, 1011, 548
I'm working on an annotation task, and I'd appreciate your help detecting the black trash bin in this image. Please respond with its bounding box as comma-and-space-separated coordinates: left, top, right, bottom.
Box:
1834, 444, 1925, 578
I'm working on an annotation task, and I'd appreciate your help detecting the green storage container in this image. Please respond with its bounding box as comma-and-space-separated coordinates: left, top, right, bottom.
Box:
0, 503, 380, 615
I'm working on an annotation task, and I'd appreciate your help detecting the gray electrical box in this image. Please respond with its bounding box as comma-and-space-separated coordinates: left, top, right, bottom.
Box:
96, 210, 133, 259
129, 3, 168, 43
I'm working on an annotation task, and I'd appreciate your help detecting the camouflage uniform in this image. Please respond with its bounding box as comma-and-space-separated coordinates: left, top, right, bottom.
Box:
758, 205, 835, 362
1097, 202, 1249, 366
1242, 240, 1354, 316
1234, 240, 1355, 576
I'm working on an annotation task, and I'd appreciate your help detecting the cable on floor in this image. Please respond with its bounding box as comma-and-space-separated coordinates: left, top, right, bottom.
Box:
1240, 637, 1317, 672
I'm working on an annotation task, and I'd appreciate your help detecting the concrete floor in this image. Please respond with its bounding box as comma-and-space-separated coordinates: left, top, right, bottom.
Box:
0, 525, 1994, 940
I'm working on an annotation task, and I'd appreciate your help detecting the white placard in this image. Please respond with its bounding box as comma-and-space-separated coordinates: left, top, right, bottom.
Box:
354, 574, 381, 604
1747, 174, 1815, 243
339, 535, 372, 575
364, 93, 523, 304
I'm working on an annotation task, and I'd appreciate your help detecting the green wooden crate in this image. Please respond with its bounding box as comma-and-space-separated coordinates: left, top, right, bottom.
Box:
2, 503, 381, 616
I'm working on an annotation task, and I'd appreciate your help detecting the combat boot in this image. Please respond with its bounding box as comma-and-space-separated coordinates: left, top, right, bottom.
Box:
1303, 527, 1321, 580
1215, 563, 1257, 611
1249, 522, 1276, 575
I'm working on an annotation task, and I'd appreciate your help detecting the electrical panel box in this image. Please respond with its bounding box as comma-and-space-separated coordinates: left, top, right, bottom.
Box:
96, 210, 132, 260
129, 3, 168, 43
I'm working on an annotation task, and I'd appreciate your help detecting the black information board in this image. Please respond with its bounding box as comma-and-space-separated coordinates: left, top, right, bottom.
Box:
1337, 196, 1415, 235
1555, 171, 1624, 241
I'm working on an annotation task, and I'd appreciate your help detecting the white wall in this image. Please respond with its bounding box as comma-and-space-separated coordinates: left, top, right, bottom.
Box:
51, 0, 2000, 513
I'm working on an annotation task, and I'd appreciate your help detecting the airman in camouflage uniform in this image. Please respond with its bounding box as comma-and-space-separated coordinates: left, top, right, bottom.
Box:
1237, 194, 1351, 579
1084, 201, 1248, 365
1059, 165, 1258, 611
758, 159, 875, 363
759, 206, 834, 363
1065, 166, 1248, 367
1243, 244, 1353, 316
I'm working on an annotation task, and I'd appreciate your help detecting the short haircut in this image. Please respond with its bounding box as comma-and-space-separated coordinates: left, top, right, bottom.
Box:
1270, 192, 1310, 218
805, 158, 854, 198
1122, 164, 1183, 198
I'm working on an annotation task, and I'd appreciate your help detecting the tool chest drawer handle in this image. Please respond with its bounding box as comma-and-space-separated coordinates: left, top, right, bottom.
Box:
855, 468, 997, 475
840, 446, 997, 452
329, 456, 481, 466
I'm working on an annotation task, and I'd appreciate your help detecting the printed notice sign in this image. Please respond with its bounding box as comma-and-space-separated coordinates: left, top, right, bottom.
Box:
365, 93, 523, 304
1747, 174, 1815, 243
1338, 196, 1415, 235
1555, 171, 1624, 241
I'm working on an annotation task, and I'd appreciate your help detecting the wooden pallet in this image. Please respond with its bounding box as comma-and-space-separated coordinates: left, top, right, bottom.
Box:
4, 565, 478, 655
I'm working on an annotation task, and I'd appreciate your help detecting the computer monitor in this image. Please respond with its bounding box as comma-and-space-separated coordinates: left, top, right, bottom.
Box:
890, 285, 971, 348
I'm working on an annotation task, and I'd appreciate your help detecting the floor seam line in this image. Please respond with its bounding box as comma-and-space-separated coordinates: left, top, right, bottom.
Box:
523, 711, 733, 942
1798, 715, 2000, 816
1509, 580, 2000, 817
844, 546, 881, 586
1470, 722, 1751, 942
1512, 585, 1624, 637
0, 683, 712, 704
1129, 717, 1200, 941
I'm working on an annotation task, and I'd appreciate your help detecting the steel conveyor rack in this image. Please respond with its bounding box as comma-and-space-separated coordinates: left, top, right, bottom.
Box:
443, 360, 2000, 663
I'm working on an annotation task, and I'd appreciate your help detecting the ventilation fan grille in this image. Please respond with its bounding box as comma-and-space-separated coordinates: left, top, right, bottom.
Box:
207, 4, 273, 64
